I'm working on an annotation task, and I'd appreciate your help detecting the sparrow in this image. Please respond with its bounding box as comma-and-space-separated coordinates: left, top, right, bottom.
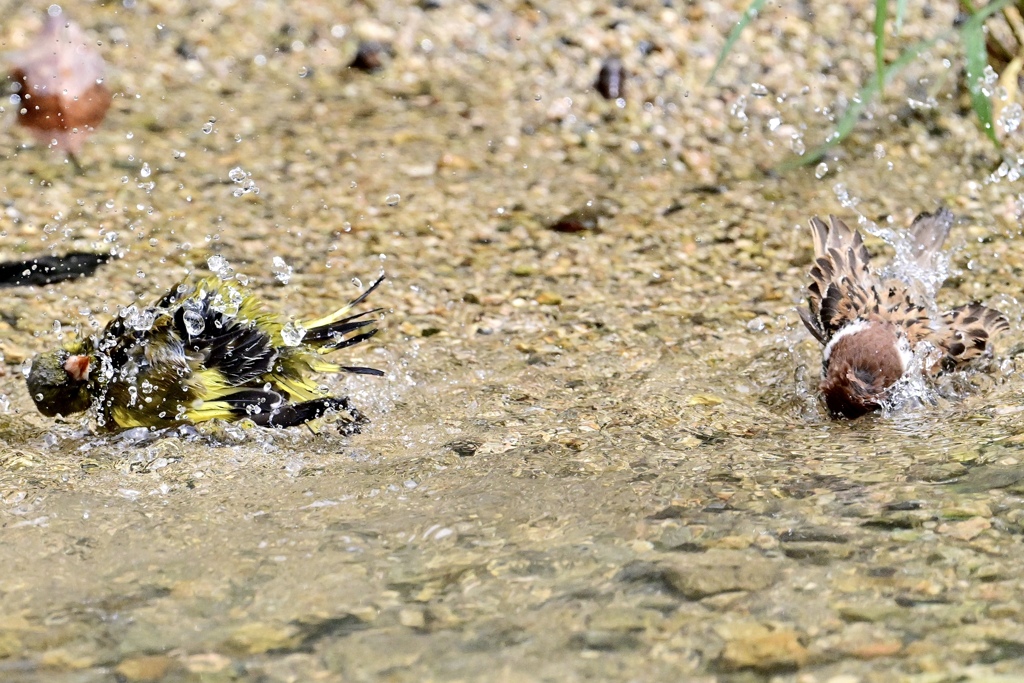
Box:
799, 207, 1008, 419
9, 13, 112, 162
26, 273, 386, 431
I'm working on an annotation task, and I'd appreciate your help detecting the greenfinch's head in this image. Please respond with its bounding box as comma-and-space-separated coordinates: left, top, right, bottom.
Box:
27, 349, 93, 417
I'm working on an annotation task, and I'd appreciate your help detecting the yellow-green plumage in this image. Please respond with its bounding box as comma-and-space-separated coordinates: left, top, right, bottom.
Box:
26, 273, 385, 431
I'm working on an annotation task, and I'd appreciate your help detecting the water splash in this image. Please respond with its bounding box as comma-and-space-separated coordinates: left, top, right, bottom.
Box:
207, 255, 232, 278
272, 256, 293, 284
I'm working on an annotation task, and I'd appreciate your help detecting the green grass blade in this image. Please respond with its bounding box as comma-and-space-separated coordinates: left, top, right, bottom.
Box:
894, 0, 908, 33
961, 0, 1014, 144
874, 0, 888, 91
783, 37, 941, 168
707, 0, 768, 85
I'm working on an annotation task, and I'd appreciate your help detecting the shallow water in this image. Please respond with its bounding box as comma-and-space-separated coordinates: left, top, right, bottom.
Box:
0, 0, 1023, 681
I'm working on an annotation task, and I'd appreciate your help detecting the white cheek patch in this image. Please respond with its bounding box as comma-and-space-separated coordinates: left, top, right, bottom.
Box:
823, 319, 871, 363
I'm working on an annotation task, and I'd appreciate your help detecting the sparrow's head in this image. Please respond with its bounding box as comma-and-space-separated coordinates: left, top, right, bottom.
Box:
26, 347, 93, 417
820, 320, 909, 419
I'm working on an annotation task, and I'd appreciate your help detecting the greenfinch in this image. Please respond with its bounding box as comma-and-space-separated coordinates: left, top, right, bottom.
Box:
26, 272, 385, 431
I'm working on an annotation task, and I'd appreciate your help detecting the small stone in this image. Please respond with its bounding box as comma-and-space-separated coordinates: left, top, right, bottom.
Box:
940, 502, 993, 519
571, 629, 641, 651
445, 439, 480, 457
548, 203, 609, 233
40, 648, 96, 671
399, 608, 426, 629
781, 542, 855, 562
595, 56, 625, 100
835, 602, 902, 623
114, 655, 174, 682
588, 607, 659, 632
349, 41, 390, 72
844, 638, 903, 659
937, 516, 991, 541
718, 623, 807, 672
660, 550, 780, 599
224, 622, 301, 654
534, 291, 562, 305
437, 152, 475, 170
182, 652, 233, 674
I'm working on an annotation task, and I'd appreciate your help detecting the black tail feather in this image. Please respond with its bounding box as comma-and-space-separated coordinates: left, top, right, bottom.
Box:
341, 366, 385, 376
323, 329, 379, 351
256, 396, 364, 429
305, 313, 379, 343
345, 273, 386, 309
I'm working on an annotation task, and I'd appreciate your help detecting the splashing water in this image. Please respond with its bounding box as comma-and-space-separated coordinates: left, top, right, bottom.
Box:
280, 321, 306, 347
228, 167, 260, 196
207, 255, 232, 278
998, 103, 1023, 134
181, 309, 205, 336
882, 341, 939, 416
272, 256, 293, 284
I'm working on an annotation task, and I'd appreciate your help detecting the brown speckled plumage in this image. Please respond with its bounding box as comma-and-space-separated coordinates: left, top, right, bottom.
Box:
800, 208, 1008, 418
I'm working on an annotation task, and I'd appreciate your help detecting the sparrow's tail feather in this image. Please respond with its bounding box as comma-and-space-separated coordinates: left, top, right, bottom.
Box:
938, 302, 1009, 365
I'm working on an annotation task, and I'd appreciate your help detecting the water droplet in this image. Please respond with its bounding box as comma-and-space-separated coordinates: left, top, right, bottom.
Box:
730, 95, 748, 122
790, 134, 805, 155
998, 103, 1023, 134
228, 167, 259, 196
384, 193, 401, 206
272, 256, 293, 284
280, 321, 306, 347
750, 82, 768, 97
182, 309, 205, 336
983, 65, 998, 86
815, 162, 828, 179
129, 308, 156, 331
140, 162, 151, 178
207, 255, 231, 278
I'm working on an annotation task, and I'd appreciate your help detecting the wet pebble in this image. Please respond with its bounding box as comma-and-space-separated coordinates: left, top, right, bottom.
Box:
547, 201, 614, 233
595, 56, 625, 100
572, 629, 641, 651
937, 516, 991, 541
534, 291, 562, 305
224, 622, 301, 654
114, 655, 175, 682
349, 41, 391, 72
716, 622, 807, 672
660, 550, 781, 599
